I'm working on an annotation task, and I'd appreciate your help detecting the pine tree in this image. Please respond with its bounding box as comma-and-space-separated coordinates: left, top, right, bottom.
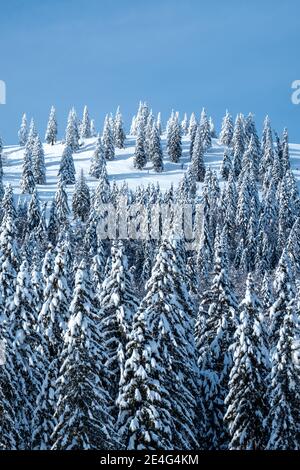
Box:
114, 106, 126, 149
32, 135, 46, 184
99, 242, 139, 413
199, 108, 211, 150
38, 248, 70, 357
45, 106, 58, 145
219, 110, 233, 146
195, 232, 238, 449
167, 114, 182, 163
51, 261, 116, 450
189, 113, 198, 157
27, 189, 42, 233
150, 125, 164, 172
102, 115, 115, 160
18, 113, 28, 146
117, 236, 201, 449
224, 273, 269, 450
9, 259, 45, 447
80, 105, 91, 139
26, 119, 38, 153
89, 134, 106, 178
190, 127, 206, 182
0, 216, 19, 311
20, 146, 36, 194
55, 176, 70, 226
58, 144, 76, 184
209, 116, 217, 138
269, 250, 296, 349
0, 152, 4, 201
266, 293, 300, 450
72, 169, 91, 222
133, 128, 147, 170
220, 147, 232, 180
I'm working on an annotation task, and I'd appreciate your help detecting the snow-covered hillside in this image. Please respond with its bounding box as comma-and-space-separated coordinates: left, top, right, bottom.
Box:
2, 135, 300, 207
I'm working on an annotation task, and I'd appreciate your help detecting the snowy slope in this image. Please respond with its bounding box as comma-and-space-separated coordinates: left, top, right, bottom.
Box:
2, 135, 300, 208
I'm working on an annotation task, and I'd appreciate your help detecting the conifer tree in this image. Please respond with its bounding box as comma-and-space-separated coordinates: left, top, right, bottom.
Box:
18, 113, 28, 146
199, 108, 211, 150
133, 128, 147, 170
58, 144, 76, 184
32, 135, 46, 184
26, 119, 38, 153
220, 147, 233, 180
20, 147, 36, 194
266, 293, 300, 450
224, 274, 269, 450
0, 216, 19, 311
51, 261, 116, 450
190, 127, 206, 182
65, 108, 80, 151
45, 106, 58, 145
80, 105, 91, 139
195, 232, 238, 449
55, 176, 70, 226
181, 113, 188, 135
117, 236, 201, 450
219, 110, 233, 146
89, 134, 106, 178
102, 115, 115, 160
114, 106, 126, 149
72, 169, 91, 222
167, 114, 182, 163
99, 242, 139, 413
209, 116, 217, 138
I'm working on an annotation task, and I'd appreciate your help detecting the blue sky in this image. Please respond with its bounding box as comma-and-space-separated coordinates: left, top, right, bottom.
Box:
0, 0, 300, 143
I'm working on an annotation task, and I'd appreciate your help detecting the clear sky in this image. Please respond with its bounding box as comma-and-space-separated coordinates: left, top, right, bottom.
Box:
0, 0, 300, 144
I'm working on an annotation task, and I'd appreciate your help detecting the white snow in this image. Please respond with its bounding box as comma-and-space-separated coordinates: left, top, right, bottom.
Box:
2, 135, 300, 209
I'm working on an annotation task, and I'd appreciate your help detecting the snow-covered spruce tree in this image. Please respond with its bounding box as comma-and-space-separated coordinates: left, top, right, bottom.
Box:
90, 118, 97, 137
57, 144, 76, 184
195, 232, 238, 449
167, 114, 182, 163
102, 114, 115, 160
26, 189, 42, 233
65, 108, 79, 151
220, 147, 233, 180
0, 215, 19, 311
266, 293, 300, 450
20, 146, 36, 194
150, 124, 164, 172
199, 108, 211, 150
51, 261, 117, 450
244, 113, 261, 151
89, 134, 106, 178
38, 248, 70, 357
0, 151, 4, 201
190, 126, 206, 182
32, 134, 46, 184
219, 110, 233, 146
269, 250, 296, 349
55, 176, 70, 226
224, 273, 269, 450
189, 113, 198, 157
0, 309, 20, 449
47, 200, 59, 245
133, 128, 147, 170
286, 217, 300, 276
26, 118, 38, 153
181, 112, 188, 135
80, 105, 91, 139
99, 242, 139, 413
18, 113, 28, 146
45, 106, 57, 145
114, 106, 126, 149
276, 176, 296, 259
117, 236, 202, 450
72, 169, 91, 222
260, 133, 274, 177
156, 112, 162, 135
9, 259, 46, 448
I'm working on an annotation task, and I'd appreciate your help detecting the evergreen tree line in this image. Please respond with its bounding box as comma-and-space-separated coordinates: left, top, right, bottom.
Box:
0, 107, 299, 450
